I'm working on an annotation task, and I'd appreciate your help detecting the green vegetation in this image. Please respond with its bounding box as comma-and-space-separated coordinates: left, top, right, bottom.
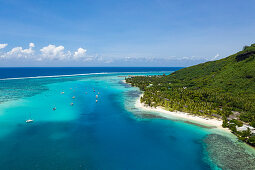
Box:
126, 43, 255, 146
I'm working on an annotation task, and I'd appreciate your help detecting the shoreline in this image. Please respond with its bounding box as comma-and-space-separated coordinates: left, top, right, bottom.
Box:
135, 94, 231, 133
123, 78, 255, 151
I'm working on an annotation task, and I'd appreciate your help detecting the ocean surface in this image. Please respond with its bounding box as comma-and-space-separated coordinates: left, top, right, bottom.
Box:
0, 67, 255, 170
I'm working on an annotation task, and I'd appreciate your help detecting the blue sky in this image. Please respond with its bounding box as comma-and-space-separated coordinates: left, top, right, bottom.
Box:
0, 0, 255, 67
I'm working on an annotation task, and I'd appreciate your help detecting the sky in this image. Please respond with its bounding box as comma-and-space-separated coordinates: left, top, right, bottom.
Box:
0, 0, 255, 67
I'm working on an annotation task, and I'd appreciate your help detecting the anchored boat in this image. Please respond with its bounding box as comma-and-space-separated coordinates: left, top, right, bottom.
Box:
26, 113, 33, 123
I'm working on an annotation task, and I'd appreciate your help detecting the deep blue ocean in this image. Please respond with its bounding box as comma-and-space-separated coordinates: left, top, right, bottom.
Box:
0, 67, 254, 170
0, 67, 182, 79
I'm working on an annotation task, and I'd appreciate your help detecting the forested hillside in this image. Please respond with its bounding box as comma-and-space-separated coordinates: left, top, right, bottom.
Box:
126, 43, 255, 146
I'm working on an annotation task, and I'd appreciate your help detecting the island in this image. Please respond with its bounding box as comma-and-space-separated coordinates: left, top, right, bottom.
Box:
126, 43, 255, 146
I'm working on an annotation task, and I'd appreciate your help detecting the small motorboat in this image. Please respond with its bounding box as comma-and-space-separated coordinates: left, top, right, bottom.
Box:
72, 96, 75, 99
96, 100, 98, 103
61, 92, 65, 94
70, 102, 74, 106
96, 95, 98, 98
53, 107, 56, 111
26, 119, 33, 123
26, 113, 33, 123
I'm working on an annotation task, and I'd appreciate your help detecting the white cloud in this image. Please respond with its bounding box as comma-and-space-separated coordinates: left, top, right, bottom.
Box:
0, 43, 34, 59
124, 56, 132, 61
104, 59, 113, 63
83, 57, 93, 62
179, 56, 201, 61
207, 54, 220, 61
212, 54, 220, 61
0, 44, 8, 49
74, 48, 87, 59
29, 43, 35, 48
1, 43, 91, 62
39, 45, 89, 61
40, 44, 71, 60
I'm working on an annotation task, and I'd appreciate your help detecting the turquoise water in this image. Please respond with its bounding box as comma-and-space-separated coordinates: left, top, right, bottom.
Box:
0, 72, 254, 169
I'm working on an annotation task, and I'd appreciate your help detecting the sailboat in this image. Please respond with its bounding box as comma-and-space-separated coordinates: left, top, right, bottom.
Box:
26, 113, 33, 123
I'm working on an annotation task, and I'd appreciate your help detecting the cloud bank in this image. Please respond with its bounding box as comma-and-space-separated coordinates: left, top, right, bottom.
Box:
0, 43, 217, 66
0, 43, 89, 61
0, 43, 35, 59
74, 48, 87, 59
39, 44, 69, 60
0, 44, 8, 49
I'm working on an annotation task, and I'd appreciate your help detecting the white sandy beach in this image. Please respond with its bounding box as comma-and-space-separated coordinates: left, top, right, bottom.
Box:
135, 94, 231, 133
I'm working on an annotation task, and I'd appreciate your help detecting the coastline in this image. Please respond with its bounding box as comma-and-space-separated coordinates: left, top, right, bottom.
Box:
124, 78, 255, 154
135, 94, 231, 133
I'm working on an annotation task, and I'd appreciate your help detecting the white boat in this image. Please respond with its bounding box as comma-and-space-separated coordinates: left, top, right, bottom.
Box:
26, 113, 33, 123
72, 96, 75, 99
96, 95, 98, 98
26, 119, 33, 123
96, 100, 98, 103
70, 102, 74, 106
